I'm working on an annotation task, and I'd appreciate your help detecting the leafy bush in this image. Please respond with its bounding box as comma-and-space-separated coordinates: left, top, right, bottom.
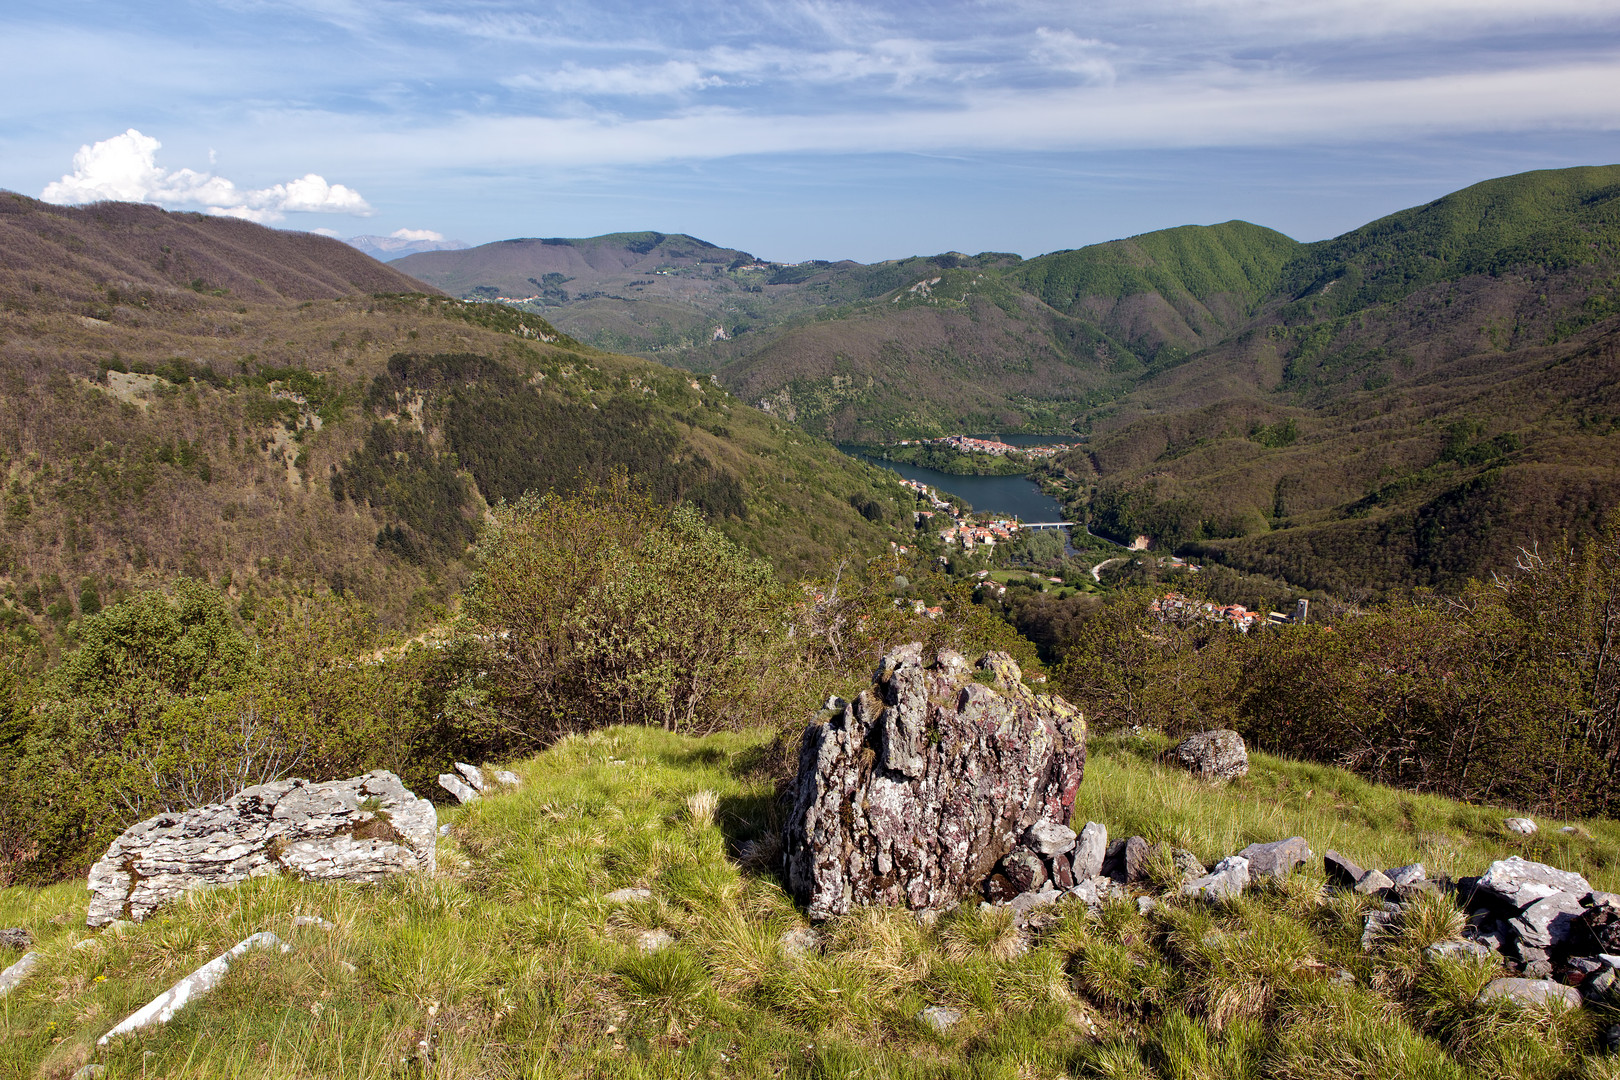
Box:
463, 476, 791, 743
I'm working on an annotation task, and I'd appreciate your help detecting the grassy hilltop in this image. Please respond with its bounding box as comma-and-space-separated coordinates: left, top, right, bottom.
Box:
5, 725, 1620, 1079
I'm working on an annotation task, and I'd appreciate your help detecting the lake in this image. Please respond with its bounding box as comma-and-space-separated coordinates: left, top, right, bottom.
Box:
842, 449, 1068, 522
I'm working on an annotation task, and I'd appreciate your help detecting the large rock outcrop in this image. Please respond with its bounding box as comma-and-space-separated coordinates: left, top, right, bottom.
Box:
784, 644, 1086, 920
87, 771, 436, 927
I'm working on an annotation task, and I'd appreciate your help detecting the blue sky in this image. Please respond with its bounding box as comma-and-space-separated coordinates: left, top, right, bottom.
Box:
5, 0, 1620, 261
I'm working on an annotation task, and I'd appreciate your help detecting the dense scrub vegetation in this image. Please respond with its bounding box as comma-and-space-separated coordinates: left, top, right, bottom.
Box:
1052, 527, 1620, 817
0, 478, 1031, 885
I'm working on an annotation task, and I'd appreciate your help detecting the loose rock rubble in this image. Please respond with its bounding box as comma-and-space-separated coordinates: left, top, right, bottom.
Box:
86, 772, 436, 927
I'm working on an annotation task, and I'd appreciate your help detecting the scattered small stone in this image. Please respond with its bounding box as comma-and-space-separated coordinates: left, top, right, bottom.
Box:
1001, 850, 1049, 894
635, 929, 674, 954
1066, 879, 1101, 908
1560, 825, 1590, 837
437, 823, 451, 838
1025, 820, 1078, 857
604, 888, 653, 904
1331, 968, 1356, 987
338, 960, 358, 974
99, 932, 291, 1044
1426, 939, 1495, 963
1008, 886, 1061, 915
1323, 850, 1366, 888
1137, 896, 1157, 916
438, 773, 479, 805
1182, 856, 1250, 902
1477, 857, 1592, 912
780, 926, 819, 959
0, 928, 32, 951
1362, 910, 1399, 951
71, 1066, 106, 1080
1353, 869, 1394, 896
914, 909, 942, 928
1237, 837, 1310, 880
1050, 855, 1076, 890
1171, 730, 1249, 781
1387, 864, 1426, 888
1172, 849, 1207, 883
918, 1005, 963, 1033
1123, 836, 1153, 884
492, 770, 521, 787
1511, 892, 1587, 950
291, 915, 334, 931
1072, 822, 1107, 881
1504, 817, 1538, 836
1478, 977, 1581, 1009
0, 951, 40, 997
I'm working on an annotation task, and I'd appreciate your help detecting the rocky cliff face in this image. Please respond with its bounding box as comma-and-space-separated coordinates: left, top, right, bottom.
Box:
784, 643, 1086, 920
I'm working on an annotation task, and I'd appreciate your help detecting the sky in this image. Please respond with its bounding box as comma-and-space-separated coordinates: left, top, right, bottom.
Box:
5, 0, 1620, 262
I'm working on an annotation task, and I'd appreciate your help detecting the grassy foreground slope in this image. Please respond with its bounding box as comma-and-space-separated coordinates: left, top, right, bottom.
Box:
4, 725, 1619, 1079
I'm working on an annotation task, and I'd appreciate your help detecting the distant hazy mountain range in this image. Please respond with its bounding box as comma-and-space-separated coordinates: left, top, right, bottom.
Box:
343, 233, 468, 260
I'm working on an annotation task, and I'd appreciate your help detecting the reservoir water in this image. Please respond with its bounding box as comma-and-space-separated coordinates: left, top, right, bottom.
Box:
842, 449, 1068, 522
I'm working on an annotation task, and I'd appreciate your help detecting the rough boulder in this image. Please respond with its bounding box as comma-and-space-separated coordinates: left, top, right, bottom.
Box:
784, 644, 1086, 920
1171, 730, 1249, 781
87, 771, 436, 927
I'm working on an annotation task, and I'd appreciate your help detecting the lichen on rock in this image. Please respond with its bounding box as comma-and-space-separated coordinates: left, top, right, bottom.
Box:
784, 643, 1086, 920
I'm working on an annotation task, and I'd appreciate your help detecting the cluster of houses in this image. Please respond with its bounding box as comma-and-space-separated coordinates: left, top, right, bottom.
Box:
896, 434, 1080, 459
1150, 592, 1310, 633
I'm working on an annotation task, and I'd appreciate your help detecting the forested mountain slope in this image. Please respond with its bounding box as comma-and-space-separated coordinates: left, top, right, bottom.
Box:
1062, 166, 1620, 596
0, 196, 915, 655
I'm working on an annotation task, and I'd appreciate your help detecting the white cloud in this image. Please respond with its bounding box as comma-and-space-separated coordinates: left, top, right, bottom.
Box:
353, 56, 1620, 167
40, 129, 372, 223
311, 226, 343, 236
390, 227, 445, 241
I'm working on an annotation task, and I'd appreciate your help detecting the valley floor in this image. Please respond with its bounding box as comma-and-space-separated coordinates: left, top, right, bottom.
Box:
3, 726, 1618, 1079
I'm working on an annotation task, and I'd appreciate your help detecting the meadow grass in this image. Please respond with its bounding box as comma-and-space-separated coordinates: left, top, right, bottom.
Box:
3, 725, 1620, 1078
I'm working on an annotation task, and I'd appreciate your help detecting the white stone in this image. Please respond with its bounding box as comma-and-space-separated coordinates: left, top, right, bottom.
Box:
1182, 856, 1250, 902
291, 915, 334, 931
438, 773, 479, 804
780, 926, 819, 959
1071, 822, 1107, 880
87, 772, 435, 928
99, 932, 290, 1044
918, 1005, 963, 1033
635, 929, 674, 954
453, 762, 486, 792
1504, 817, 1538, 836
0, 951, 40, 997
1478, 977, 1581, 1010
604, 887, 653, 904
492, 770, 521, 787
